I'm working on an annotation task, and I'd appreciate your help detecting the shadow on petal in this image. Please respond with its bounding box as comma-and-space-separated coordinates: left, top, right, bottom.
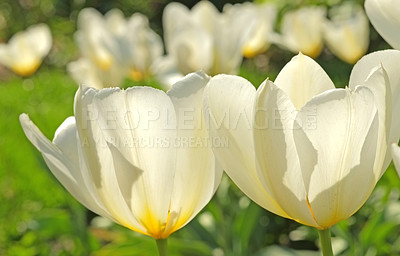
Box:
108, 143, 144, 211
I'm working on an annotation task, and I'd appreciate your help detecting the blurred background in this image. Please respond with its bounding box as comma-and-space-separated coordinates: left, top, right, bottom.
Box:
1, 0, 400, 255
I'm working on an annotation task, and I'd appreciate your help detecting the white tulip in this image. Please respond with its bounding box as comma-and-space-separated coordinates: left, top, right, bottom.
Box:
204, 52, 397, 229
365, 0, 400, 50
67, 58, 124, 90
224, 2, 277, 58
323, 3, 369, 64
127, 13, 164, 81
162, 2, 213, 75
0, 23, 51, 76
271, 6, 326, 58
75, 9, 114, 70
349, 50, 400, 170
70, 8, 163, 88
20, 71, 222, 239
158, 1, 255, 88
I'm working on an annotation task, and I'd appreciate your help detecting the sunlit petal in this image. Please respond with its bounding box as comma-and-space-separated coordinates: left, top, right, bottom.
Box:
365, 0, 400, 50
204, 74, 288, 218
274, 53, 335, 110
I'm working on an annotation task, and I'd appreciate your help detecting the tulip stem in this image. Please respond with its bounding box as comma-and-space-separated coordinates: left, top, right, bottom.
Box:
156, 238, 168, 256
318, 228, 334, 256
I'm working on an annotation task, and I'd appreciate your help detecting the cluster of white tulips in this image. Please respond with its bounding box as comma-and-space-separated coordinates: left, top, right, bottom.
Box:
270, 2, 370, 64
0, 1, 371, 86
8, 0, 400, 255
67, 8, 164, 89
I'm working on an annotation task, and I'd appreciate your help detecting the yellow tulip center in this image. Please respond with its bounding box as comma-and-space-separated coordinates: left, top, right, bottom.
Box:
125, 206, 193, 239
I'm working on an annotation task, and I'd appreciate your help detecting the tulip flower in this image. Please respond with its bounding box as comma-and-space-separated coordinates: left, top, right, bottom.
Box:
67, 58, 125, 90
224, 2, 277, 58
365, 0, 400, 50
161, 1, 213, 75
349, 49, 400, 167
323, 3, 369, 64
0, 23, 51, 76
270, 6, 326, 58
70, 8, 163, 88
204, 53, 397, 255
392, 144, 400, 176
156, 1, 255, 88
20, 71, 222, 255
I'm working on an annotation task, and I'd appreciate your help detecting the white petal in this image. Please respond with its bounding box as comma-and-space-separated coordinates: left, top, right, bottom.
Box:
254, 81, 317, 227
274, 53, 335, 110
74, 86, 147, 234
162, 1, 213, 75
212, 6, 254, 75
228, 2, 277, 58
349, 50, 399, 170
204, 74, 288, 218
104, 9, 126, 35
192, 1, 220, 34
295, 87, 379, 228
391, 144, 400, 176
53, 117, 80, 166
0, 23, 51, 76
360, 66, 392, 176
127, 13, 164, 75
67, 59, 104, 89
365, 0, 400, 50
20, 114, 114, 221
77, 8, 105, 35
162, 2, 190, 52
168, 24, 213, 74
20, 114, 78, 195
27, 23, 52, 57
279, 6, 326, 57
322, 5, 369, 64
164, 71, 222, 235
151, 56, 185, 90
124, 87, 179, 237
89, 85, 180, 238
75, 8, 117, 73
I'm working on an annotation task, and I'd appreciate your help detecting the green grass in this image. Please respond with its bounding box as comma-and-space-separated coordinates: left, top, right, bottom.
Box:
0, 67, 88, 255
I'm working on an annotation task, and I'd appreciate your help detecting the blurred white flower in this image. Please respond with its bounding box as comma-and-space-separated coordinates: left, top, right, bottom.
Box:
127, 13, 164, 81
156, 1, 255, 88
67, 58, 122, 90
0, 23, 52, 76
271, 6, 326, 58
69, 8, 163, 88
150, 57, 185, 88
323, 3, 369, 64
224, 2, 277, 58
365, 0, 400, 50
20, 71, 222, 239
